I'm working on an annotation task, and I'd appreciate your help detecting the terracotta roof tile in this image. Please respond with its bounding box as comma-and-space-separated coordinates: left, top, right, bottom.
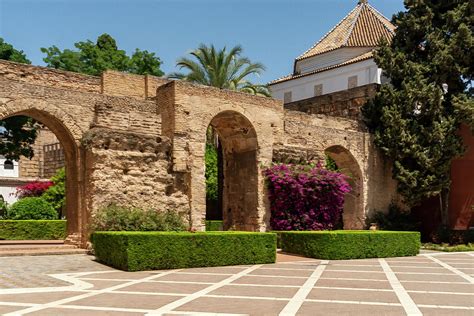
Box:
296, 1, 395, 61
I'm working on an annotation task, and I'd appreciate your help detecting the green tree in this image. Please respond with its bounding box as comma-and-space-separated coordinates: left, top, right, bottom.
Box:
169, 44, 270, 97
362, 0, 474, 226
42, 33, 164, 76
0, 38, 39, 160
0, 38, 31, 64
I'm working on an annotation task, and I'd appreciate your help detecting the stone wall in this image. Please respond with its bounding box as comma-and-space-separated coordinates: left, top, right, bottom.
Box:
284, 84, 378, 119
82, 128, 189, 216
43, 143, 65, 178
19, 128, 61, 178
0, 60, 399, 246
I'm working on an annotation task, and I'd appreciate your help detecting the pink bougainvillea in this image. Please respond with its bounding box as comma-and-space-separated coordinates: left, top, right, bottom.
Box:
15, 181, 53, 199
264, 163, 351, 231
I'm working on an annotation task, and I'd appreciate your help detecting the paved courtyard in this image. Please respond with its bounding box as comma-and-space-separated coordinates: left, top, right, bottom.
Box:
0, 252, 472, 315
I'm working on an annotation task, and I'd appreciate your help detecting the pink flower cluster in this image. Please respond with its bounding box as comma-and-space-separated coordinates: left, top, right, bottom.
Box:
15, 181, 53, 199
264, 163, 351, 231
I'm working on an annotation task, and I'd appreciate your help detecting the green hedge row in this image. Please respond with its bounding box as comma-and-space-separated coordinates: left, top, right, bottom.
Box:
205, 220, 223, 231
280, 230, 420, 259
92, 231, 277, 271
0, 220, 67, 240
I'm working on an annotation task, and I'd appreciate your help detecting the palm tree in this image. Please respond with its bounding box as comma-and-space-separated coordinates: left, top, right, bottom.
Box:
168, 44, 270, 97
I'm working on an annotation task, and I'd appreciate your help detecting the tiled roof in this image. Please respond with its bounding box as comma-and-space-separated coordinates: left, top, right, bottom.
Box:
296, 1, 395, 61
269, 51, 374, 85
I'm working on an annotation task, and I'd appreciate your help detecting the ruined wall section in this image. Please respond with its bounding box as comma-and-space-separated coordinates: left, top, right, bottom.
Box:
82, 128, 189, 218
159, 81, 285, 230
280, 110, 399, 226
284, 84, 377, 120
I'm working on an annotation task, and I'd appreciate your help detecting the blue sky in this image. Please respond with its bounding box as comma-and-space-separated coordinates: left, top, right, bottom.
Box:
0, 0, 405, 84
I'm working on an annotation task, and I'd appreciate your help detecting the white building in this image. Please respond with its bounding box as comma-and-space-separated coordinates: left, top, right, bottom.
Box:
269, 0, 395, 103
0, 156, 20, 205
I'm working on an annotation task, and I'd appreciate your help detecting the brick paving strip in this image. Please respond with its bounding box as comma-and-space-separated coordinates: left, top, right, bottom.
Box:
0, 253, 472, 315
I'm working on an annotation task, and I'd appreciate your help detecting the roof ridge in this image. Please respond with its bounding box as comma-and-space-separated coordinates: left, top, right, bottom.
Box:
296, 3, 362, 61
365, 2, 396, 33
341, 2, 364, 47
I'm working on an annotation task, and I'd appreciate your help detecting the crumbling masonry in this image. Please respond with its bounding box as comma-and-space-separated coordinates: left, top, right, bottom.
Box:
0, 60, 398, 246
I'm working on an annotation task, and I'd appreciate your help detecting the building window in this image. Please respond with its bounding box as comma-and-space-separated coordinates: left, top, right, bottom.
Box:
314, 84, 323, 96
348, 75, 358, 89
4, 160, 14, 170
283, 91, 292, 103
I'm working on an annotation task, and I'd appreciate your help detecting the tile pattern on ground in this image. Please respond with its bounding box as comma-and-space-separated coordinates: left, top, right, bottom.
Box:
0, 252, 472, 315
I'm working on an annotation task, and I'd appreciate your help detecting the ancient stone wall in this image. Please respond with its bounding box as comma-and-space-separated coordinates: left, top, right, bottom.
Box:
19, 128, 60, 178
278, 110, 399, 229
82, 128, 189, 216
0, 60, 101, 93
0, 60, 399, 246
284, 84, 378, 119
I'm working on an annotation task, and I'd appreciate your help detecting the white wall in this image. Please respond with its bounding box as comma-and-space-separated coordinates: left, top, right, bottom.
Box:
271, 59, 381, 102
0, 185, 18, 205
296, 47, 373, 75
0, 157, 19, 178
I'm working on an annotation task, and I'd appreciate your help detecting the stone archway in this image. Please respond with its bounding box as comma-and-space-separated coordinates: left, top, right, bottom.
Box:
207, 111, 259, 231
0, 107, 86, 245
325, 145, 364, 229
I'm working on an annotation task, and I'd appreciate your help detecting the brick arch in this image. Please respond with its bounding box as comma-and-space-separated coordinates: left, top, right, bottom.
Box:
325, 145, 365, 229
0, 101, 87, 245
207, 110, 259, 230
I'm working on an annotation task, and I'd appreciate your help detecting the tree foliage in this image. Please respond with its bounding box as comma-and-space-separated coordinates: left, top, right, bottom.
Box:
362, 0, 474, 219
169, 44, 270, 97
41, 33, 164, 76
0, 37, 31, 64
0, 39, 38, 161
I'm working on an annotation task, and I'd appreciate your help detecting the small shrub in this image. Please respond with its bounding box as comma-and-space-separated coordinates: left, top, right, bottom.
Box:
206, 220, 223, 231
280, 230, 420, 259
15, 181, 53, 199
366, 203, 420, 232
90, 204, 187, 232
7, 197, 57, 220
264, 163, 351, 231
42, 168, 66, 217
92, 231, 276, 271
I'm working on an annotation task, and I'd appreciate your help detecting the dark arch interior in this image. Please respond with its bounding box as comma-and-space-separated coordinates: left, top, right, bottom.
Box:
325, 145, 364, 229
206, 111, 259, 231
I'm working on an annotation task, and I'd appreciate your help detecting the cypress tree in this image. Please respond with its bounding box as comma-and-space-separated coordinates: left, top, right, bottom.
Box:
362, 0, 474, 226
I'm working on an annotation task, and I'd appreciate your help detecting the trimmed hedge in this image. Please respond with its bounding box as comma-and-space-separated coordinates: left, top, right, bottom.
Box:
0, 220, 67, 240
92, 231, 276, 271
205, 220, 223, 231
280, 230, 420, 259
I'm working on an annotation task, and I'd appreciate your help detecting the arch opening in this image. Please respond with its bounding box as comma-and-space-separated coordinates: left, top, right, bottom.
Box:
325, 145, 364, 229
0, 110, 83, 244
205, 111, 259, 231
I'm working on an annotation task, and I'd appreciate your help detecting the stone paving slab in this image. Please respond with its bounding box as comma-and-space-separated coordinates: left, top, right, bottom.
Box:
0, 252, 472, 315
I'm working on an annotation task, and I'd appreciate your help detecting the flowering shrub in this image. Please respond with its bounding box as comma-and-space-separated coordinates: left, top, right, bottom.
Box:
264, 163, 351, 231
15, 181, 53, 199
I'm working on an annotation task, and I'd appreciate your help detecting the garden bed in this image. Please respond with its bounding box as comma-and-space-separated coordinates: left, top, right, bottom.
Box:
422, 243, 474, 252
0, 220, 67, 240
280, 230, 420, 259
92, 231, 276, 271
